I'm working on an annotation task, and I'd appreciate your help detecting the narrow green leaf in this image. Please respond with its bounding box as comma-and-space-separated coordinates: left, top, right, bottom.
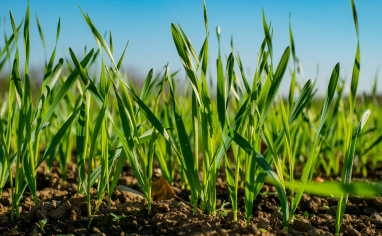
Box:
41, 49, 94, 126
254, 152, 289, 228
171, 23, 201, 105
35, 13, 46, 53
36, 106, 81, 168
262, 10, 273, 61
292, 63, 340, 215
351, 0, 359, 39
76, 96, 88, 190
0, 20, 23, 60
336, 109, 370, 233
259, 46, 290, 126
79, 6, 117, 67
168, 75, 202, 197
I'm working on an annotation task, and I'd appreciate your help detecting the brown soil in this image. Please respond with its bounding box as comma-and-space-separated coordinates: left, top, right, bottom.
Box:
1, 160, 382, 236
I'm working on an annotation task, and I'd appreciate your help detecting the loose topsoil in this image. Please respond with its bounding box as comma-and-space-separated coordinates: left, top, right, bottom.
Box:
1, 159, 382, 236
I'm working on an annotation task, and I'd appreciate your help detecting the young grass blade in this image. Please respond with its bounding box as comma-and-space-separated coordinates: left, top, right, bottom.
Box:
46, 47, 57, 73
0, 115, 14, 207
140, 69, 154, 102
34, 58, 64, 122
9, 12, 18, 46
288, 79, 314, 124
279, 92, 294, 201
110, 70, 184, 170
218, 53, 234, 130
336, 109, 370, 235
56, 17, 61, 45
45, 18, 61, 73
76, 95, 88, 192
285, 180, 382, 198
291, 63, 340, 216
22, 74, 36, 204
69, 49, 116, 123
178, 23, 199, 67
35, 13, 46, 56
255, 151, 289, 229
203, 0, 208, 33
364, 134, 382, 155
351, 0, 359, 39
171, 23, 201, 105
111, 92, 147, 193
23, 2, 30, 72
224, 149, 236, 217
316, 63, 341, 138
0, 20, 23, 60
79, 148, 122, 194
41, 49, 94, 126
244, 149, 257, 224
230, 130, 253, 155
216, 52, 234, 217
155, 146, 172, 184
261, 126, 284, 189
134, 69, 154, 117
262, 9, 273, 61
86, 82, 111, 215
79, 6, 117, 67
109, 30, 113, 55
200, 36, 208, 79
112, 83, 134, 147
117, 41, 129, 70
259, 46, 290, 126
119, 80, 138, 137
12, 58, 23, 110
36, 106, 81, 168
288, 14, 296, 109
346, 42, 360, 151
216, 50, 225, 129
215, 97, 251, 167
289, 14, 296, 63
191, 92, 199, 171
235, 52, 251, 95
233, 130, 290, 229
225, 53, 235, 107
168, 76, 202, 200
254, 79, 314, 219
107, 150, 126, 202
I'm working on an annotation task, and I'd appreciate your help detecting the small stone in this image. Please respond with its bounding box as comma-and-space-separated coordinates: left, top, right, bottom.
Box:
294, 219, 314, 232
0, 215, 9, 227
1, 196, 12, 206
325, 206, 337, 216
20, 202, 33, 211
246, 224, 260, 235
35, 209, 47, 221
347, 227, 362, 236
307, 229, 321, 236
270, 211, 283, 228
375, 197, 382, 211
49, 201, 71, 219
371, 213, 382, 221
115, 185, 145, 199
360, 227, 371, 235
69, 206, 81, 221
276, 229, 288, 236
4, 228, 22, 236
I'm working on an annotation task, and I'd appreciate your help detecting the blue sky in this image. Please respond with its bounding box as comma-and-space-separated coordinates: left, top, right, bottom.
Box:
1, 0, 382, 95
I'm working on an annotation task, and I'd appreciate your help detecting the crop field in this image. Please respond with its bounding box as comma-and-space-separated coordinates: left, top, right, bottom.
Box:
1, 0, 382, 235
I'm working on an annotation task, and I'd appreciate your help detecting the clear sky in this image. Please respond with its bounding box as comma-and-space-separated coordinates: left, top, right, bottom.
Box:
1, 0, 382, 95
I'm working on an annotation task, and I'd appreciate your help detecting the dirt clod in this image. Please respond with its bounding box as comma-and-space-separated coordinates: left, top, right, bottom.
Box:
294, 219, 314, 231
